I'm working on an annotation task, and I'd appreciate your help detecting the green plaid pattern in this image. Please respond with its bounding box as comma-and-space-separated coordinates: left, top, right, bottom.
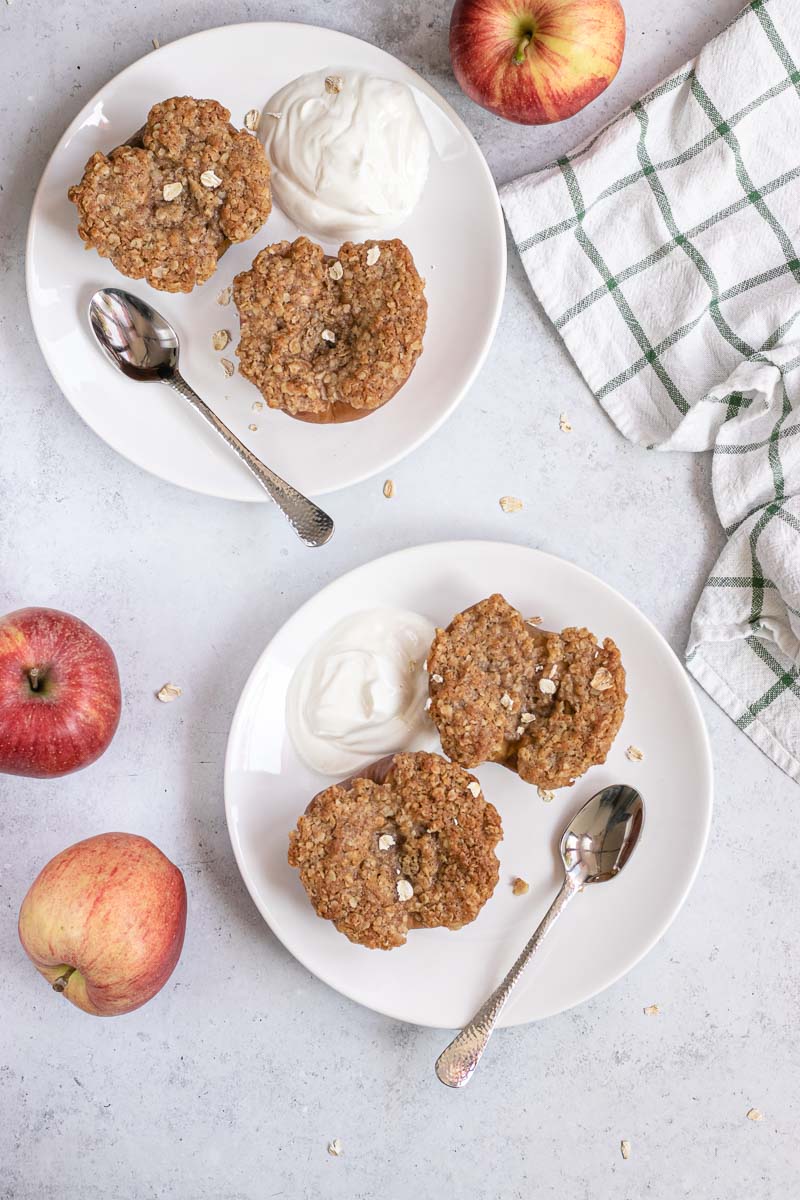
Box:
501, 0, 800, 781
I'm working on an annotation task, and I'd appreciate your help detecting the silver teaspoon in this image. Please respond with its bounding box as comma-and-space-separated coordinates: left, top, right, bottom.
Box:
88, 288, 334, 548
435, 783, 645, 1088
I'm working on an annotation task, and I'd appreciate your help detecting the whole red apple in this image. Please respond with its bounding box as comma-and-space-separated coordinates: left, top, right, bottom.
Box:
450, 0, 626, 125
18, 833, 187, 1016
0, 607, 121, 777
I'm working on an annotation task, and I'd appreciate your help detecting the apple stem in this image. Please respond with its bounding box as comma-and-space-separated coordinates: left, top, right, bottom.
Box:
513, 34, 532, 64
52, 967, 75, 994
28, 667, 41, 691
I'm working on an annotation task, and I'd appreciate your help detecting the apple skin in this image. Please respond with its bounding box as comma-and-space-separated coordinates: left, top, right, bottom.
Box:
18, 833, 187, 1016
0, 607, 122, 778
450, 0, 626, 125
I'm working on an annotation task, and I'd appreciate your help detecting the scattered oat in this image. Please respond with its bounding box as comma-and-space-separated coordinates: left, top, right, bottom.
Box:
327, 1138, 343, 1157
643, 1004, 660, 1016
499, 495, 523, 513
520, 712, 535, 725
151, 36, 160, 49
512, 877, 530, 896
746, 1108, 764, 1122
431, 672, 443, 684
515, 725, 525, 737
467, 780, 481, 798
559, 412, 573, 433
200, 169, 222, 189
549, 664, 559, 679
217, 285, 233, 306
156, 682, 182, 703
329, 260, 344, 281
211, 329, 230, 352
539, 678, 556, 695
500, 692, 513, 710
424, 697, 432, 711
244, 108, 261, 131
220, 358, 235, 378
378, 833, 396, 851
366, 245, 381, 266
620, 1140, 631, 1161
162, 182, 182, 202
527, 616, 543, 626
325, 74, 344, 94
396, 879, 414, 902
248, 423, 258, 432
383, 478, 395, 499
590, 667, 614, 691
626, 745, 645, 762
538, 787, 555, 802
321, 328, 336, 344
252, 401, 264, 412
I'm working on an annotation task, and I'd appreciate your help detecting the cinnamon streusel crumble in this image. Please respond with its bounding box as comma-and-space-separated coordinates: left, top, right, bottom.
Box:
68, 96, 272, 292
427, 594, 626, 791
288, 751, 501, 949
233, 236, 426, 423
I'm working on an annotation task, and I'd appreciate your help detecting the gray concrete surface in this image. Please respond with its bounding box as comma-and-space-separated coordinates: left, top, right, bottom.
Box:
1, 1, 797, 1197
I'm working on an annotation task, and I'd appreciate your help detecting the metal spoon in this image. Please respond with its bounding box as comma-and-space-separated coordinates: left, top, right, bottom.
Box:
435, 783, 645, 1088
88, 288, 334, 548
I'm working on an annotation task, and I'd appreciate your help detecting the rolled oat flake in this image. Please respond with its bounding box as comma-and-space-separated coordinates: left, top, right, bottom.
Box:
396, 879, 413, 902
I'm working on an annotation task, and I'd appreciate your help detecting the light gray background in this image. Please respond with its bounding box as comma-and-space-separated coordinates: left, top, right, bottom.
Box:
1, 1, 796, 1197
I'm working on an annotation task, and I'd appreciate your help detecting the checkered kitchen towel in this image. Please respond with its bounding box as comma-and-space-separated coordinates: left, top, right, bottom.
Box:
501, 0, 800, 781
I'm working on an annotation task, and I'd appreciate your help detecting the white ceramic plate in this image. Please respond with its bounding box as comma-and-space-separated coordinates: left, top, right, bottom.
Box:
26, 24, 505, 501
225, 541, 713, 1029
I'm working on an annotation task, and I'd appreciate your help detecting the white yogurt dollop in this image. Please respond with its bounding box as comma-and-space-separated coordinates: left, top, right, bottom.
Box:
286, 608, 436, 775
262, 68, 430, 240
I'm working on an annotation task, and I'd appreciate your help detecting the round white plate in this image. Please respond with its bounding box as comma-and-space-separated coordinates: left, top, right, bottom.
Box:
225, 541, 713, 1029
26, 24, 505, 501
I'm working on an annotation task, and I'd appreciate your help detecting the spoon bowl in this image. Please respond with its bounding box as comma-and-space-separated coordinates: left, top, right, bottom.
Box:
561, 783, 644, 885
89, 288, 179, 381
87, 288, 334, 547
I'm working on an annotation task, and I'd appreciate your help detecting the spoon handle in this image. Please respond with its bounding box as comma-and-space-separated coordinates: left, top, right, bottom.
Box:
165, 373, 334, 547
435, 874, 581, 1088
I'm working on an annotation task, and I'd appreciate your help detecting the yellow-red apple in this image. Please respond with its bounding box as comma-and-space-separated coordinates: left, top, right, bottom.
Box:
0, 607, 121, 777
18, 833, 187, 1016
450, 0, 626, 125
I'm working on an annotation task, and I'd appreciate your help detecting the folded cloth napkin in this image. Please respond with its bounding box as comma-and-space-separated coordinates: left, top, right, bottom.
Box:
501, 0, 800, 782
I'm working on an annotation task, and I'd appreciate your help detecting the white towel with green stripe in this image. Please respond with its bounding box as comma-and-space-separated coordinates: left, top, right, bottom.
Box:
501, 0, 800, 781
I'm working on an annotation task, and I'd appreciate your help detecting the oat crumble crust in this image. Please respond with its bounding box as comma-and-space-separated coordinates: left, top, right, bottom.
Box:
68, 97, 272, 293
233, 236, 427, 423
427, 594, 627, 790
287, 751, 502, 950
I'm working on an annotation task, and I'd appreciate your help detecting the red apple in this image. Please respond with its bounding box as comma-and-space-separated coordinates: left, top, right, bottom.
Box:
18, 833, 187, 1016
0, 607, 121, 777
450, 0, 626, 125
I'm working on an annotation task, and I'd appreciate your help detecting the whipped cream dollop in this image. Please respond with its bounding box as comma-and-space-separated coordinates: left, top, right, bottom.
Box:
261, 68, 430, 240
286, 608, 436, 775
